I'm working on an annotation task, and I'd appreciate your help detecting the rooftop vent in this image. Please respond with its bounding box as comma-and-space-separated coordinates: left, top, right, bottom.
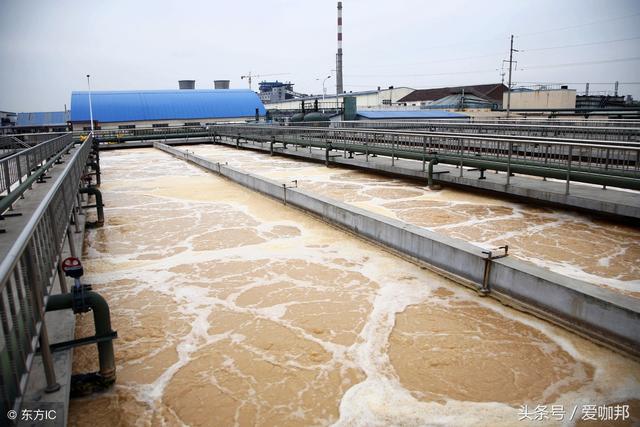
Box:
214, 80, 230, 89
179, 80, 195, 90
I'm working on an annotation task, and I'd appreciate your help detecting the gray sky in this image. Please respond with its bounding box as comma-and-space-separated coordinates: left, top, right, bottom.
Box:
1, 0, 639, 112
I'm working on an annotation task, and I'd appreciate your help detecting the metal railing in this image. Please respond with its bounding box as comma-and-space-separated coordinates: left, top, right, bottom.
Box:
467, 118, 640, 128
0, 133, 74, 197
212, 124, 640, 190
91, 123, 638, 148
329, 121, 640, 142
87, 125, 208, 143
0, 135, 93, 415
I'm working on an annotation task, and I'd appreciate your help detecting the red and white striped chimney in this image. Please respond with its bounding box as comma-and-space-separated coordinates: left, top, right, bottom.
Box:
336, 1, 344, 95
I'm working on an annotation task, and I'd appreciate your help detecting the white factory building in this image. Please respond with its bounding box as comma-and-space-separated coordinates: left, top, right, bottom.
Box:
264, 87, 415, 111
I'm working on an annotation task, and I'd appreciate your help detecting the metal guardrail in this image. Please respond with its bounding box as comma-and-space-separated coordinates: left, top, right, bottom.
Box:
466, 118, 640, 127
89, 124, 640, 188
0, 133, 74, 197
329, 121, 640, 142
0, 133, 68, 149
345, 128, 640, 149
0, 135, 93, 416
89, 124, 638, 148
212, 124, 640, 190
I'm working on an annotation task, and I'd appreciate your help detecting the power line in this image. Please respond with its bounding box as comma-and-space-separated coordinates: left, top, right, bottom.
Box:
521, 56, 640, 70
521, 36, 640, 52
345, 68, 498, 78
517, 11, 640, 37
350, 52, 506, 70
345, 55, 640, 81
349, 34, 639, 74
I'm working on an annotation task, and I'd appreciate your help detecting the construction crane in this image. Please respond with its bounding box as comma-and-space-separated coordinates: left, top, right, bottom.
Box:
241, 72, 290, 91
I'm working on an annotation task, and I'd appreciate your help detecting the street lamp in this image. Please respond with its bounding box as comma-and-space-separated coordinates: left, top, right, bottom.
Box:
316, 75, 332, 113
86, 74, 94, 133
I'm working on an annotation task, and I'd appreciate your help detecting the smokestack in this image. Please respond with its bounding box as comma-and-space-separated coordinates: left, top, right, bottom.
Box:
178, 80, 195, 90
336, 1, 344, 95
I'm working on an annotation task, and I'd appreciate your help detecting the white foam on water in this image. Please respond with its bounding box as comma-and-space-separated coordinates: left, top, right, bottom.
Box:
78, 149, 640, 426
187, 145, 640, 297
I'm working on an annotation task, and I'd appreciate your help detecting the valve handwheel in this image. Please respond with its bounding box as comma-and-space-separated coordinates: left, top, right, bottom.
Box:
61, 257, 84, 278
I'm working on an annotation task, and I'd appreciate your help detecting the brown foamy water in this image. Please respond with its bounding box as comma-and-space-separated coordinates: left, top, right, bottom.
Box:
186, 144, 640, 299
68, 148, 640, 426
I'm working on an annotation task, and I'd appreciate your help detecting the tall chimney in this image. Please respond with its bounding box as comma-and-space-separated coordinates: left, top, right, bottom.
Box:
336, 1, 344, 95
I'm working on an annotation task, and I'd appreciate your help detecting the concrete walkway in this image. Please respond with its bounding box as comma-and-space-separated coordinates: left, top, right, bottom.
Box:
0, 145, 86, 427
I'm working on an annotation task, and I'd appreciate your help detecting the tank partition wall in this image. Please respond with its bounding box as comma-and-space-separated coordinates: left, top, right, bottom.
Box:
210, 125, 640, 191
0, 135, 95, 415
154, 142, 640, 359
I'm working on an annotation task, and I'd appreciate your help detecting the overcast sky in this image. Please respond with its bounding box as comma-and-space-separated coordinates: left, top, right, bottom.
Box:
1, 0, 639, 112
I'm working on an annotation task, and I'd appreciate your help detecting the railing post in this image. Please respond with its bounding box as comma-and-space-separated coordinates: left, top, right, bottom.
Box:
459, 138, 463, 177
506, 141, 512, 186
16, 155, 23, 185
566, 145, 572, 195
25, 244, 60, 393
3, 161, 11, 195
391, 135, 395, 167
422, 136, 426, 172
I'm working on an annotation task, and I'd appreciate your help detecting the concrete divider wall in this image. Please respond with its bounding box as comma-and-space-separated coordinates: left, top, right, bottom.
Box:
154, 142, 640, 357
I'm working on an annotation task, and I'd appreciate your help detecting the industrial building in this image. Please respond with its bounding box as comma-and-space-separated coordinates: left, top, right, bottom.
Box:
505, 87, 577, 109
1, 111, 68, 134
258, 81, 300, 104
16, 111, 69, 132
0, 110, 16, 127
398, 84, 506, 109
69, 89, 266, 130
576, 94, 629, 109
265, 86, 415, 111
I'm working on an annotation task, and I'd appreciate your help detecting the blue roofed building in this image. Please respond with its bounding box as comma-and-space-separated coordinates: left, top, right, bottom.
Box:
70, 89, 266, 130
14, 111, 69, 132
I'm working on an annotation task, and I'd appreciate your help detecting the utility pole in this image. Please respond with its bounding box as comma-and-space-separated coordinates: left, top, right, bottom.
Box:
506, 34, 518, 118
86, 74, 94, 133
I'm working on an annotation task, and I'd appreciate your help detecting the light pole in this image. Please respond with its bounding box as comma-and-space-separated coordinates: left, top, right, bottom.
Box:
86, 74, 95, 133
316, 75, 332, 113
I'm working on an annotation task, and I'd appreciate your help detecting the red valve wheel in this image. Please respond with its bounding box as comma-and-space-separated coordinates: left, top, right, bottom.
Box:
61, 257, 84, 278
